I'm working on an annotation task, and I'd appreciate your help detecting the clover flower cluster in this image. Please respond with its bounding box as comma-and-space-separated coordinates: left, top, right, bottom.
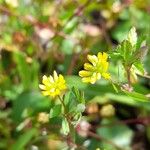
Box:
39, 71, 67, 97
79, 52, 110, 84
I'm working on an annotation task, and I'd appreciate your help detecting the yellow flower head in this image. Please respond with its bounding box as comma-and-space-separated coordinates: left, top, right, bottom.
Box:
79, 52, 111, 84
39, 71, 67, 98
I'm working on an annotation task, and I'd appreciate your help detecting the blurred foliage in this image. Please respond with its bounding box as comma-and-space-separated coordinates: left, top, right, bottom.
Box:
0, 0, 150, 150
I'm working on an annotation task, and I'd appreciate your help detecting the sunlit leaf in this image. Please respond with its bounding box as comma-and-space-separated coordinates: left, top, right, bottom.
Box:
49, 104, 62, 118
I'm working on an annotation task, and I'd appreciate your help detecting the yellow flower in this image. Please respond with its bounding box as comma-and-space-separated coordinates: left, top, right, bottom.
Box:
39, 71, 67, 97
79, 52, 111, 84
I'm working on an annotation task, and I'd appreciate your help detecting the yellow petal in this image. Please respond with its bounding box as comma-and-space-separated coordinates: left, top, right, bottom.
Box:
53, 70, 58, 81
50, 88, 55, 93
42, 75, 49, 85
49, 75, 54, 83
90, 76, 97, 84
82, 77, 91, 83
102, 61, 108, 72
102, 52, 108, 60
90, 72, 100, 84
87, 55, 98, 66
84, 63, 94, 71
98, 52, 108, 61
58, 74, 66, 84
42, 91, 51, 96
98, 52, 103, 60
59, 84, 67, 90
79, 70, 92, 77
39, 84, 46, 90
55, 89, 60, 95
96, 73, 101, 80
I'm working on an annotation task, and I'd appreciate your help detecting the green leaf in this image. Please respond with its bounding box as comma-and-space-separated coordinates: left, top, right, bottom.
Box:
72, 113, 82, 126
72, 86, 85, 104
124, 91, 149, 102
61, 118, 70, 135
72, 86, 80, 100
65, 75, 87, 90
67, 94, 78, 113
111, 82, 119, 93
11, 128, 37, 150
127, 27, 137, 46
12, 91, 51, 123
49, 104, 62, 118
105, 93, 150, 110
97, 118, 133, 148
80, 91, 85, 104
64, 91, 71, 106
133, 46, 148, 61
118, 40, 133, 62
111, 21, 131, 42
133, 61, 144, 75
59, 7, 74, 22
136, 35, 146, 50
63, 17, 78, 34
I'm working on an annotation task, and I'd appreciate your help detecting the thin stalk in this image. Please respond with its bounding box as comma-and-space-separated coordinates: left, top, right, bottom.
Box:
125, 66, 132, 89
57, 96, 76, 148
58, 95, 66, 113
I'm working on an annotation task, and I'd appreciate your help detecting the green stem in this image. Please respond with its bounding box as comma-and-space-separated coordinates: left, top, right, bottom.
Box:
58, 95, 66, 114
125, 66, 131, 88
110, 79, 119, 93
57, 96, 76, 148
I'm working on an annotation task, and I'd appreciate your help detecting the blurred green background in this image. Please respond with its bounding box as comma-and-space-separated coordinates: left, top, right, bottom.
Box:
0, 0, 150, 150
